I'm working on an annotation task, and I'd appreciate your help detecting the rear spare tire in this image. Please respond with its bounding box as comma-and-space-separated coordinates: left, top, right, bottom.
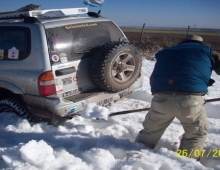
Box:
90, 42, 142, 92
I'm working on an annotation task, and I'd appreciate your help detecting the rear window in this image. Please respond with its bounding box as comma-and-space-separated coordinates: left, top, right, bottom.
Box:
46, 21, 124, 64
0, 26, 31, 60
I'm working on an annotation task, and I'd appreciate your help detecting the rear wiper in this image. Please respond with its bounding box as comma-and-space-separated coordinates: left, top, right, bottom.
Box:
71, 52, 84, 54
71, 50, 90, 54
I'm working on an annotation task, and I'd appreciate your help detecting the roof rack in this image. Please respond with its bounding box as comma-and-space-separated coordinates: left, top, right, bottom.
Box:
0, 7, 88, 19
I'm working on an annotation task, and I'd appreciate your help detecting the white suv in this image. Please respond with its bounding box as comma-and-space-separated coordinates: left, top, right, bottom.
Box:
0, 7, 143, 125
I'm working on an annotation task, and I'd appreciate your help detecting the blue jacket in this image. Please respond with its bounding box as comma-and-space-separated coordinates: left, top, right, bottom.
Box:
151, 41, 213, 94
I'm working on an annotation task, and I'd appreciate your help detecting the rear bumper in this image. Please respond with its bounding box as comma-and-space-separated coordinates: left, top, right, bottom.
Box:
22, 91, 124, 118
22, 75, 143, 118
22, 94, 83, 118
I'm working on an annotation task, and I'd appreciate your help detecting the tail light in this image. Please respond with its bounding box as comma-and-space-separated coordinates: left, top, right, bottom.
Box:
38, 71, 57, 96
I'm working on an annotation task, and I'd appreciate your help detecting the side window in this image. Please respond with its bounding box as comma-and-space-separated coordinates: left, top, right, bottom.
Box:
0, 26, 31, 60
46, 21, 124, 65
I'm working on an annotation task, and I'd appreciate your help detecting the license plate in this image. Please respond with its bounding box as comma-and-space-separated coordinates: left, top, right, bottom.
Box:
63, 88, 82, 98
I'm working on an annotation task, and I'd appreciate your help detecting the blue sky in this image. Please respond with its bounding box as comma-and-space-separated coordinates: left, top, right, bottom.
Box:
0, 0, 219, 28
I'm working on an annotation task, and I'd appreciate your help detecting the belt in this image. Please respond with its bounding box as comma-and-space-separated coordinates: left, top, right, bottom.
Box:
155, 91, 205, 96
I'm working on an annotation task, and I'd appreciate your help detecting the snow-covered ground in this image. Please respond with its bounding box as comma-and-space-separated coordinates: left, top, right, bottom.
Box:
0, 58, 220, 170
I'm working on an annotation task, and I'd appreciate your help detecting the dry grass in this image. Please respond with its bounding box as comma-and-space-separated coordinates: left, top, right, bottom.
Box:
124, 31, 220, 60
131, 35, 179, 60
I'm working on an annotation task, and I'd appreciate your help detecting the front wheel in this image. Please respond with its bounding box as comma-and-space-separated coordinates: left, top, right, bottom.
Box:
0, 97, 43, 123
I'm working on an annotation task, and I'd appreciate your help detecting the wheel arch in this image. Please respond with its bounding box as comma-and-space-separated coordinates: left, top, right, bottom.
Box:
0, 81, 24, 100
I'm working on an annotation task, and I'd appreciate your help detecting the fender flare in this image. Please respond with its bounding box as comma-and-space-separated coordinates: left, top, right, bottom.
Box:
0, 80, 24, 94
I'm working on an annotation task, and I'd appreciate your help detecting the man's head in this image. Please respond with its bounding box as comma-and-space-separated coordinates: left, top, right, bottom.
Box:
184, 35, 203, 42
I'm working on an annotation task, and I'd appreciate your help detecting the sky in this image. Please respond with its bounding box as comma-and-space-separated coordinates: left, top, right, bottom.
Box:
1, 58, 220, 170
0, 0, 220, 29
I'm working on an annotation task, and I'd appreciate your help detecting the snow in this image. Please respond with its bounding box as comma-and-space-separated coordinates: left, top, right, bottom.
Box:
1, 58, 220, 170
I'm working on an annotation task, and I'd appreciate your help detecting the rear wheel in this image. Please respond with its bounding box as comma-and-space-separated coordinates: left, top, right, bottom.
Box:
0, 97, 43, 123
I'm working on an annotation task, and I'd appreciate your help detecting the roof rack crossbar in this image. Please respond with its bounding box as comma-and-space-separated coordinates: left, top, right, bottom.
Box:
0, 7, 88, 19
0, 16, 40, 23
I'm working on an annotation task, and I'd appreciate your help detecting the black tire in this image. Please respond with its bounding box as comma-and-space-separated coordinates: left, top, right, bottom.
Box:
90, 42, 142, 92
0, 97, 43, 123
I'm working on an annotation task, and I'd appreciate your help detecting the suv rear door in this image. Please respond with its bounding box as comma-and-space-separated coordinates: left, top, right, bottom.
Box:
45, 20, 125, 99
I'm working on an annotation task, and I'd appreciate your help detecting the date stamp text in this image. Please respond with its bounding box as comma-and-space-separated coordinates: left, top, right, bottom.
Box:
176, 149, 220, 158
